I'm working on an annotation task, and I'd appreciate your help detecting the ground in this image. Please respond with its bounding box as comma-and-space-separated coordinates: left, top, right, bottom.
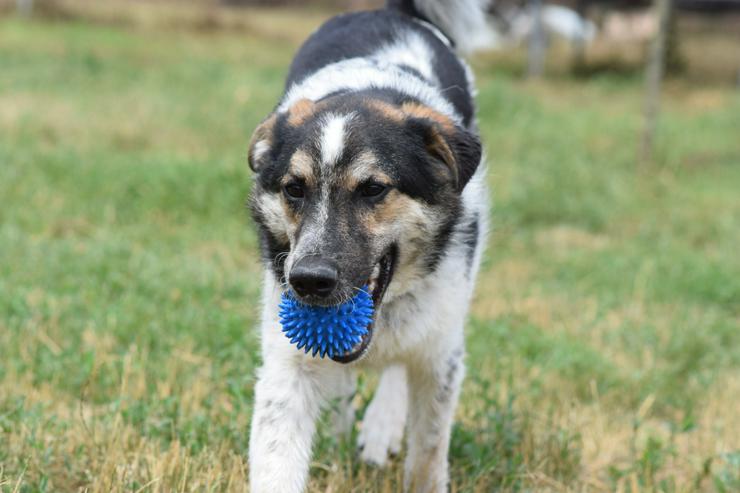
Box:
0, 5, 739, 492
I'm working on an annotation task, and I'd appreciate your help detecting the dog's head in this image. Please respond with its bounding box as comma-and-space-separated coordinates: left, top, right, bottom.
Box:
248, 93, 480, 362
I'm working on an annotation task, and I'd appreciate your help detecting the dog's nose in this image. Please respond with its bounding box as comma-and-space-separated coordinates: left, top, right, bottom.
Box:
289, 256, 339, 298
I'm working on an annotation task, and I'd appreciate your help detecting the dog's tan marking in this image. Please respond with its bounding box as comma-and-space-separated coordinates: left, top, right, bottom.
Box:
372, 190, 409, 226
365, 99, 405, 123
272, 191, 300, 234
363, 191, 432, 236
281, 200, 300, 230
425, 125, 459, 184
273, 151, 316, 228
248, 113, 278, 172
256, 192, 296, 242
283, 149, 317, 187
366, 99, 455, 133
287, 98, 318, 126
342, 150, 392, 190
401, 101, 455, 132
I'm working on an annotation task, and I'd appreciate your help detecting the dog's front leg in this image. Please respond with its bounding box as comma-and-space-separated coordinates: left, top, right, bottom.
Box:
404, 347, 465, 493
249, 357, 328, 493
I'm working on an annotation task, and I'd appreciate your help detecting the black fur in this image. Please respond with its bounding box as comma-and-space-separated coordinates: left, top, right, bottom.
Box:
425, 213, 460, 273
386, 0, 425, 19
460, 212, 480, 274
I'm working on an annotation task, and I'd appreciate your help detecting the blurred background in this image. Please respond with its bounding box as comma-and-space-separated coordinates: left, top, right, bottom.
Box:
0, 1, 738, 491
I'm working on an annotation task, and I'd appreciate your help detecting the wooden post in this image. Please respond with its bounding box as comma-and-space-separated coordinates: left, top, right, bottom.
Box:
639, 0, 673, 164
527, 0, 546, 79
571, 0, 587, 69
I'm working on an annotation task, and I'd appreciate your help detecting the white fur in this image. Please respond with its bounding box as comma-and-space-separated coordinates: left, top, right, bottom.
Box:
358, 364, 408, 465
375, 31, 438, 84
256, 193, 293, 244
319, 113, 349, 167
278, 57, 461, 126
252, 139, 271, 162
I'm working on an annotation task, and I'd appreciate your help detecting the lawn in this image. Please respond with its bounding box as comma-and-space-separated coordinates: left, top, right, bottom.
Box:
1, 6, 739, 492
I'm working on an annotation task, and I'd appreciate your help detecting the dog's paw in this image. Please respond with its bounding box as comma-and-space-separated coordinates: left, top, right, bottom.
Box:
357, 398, 405, 466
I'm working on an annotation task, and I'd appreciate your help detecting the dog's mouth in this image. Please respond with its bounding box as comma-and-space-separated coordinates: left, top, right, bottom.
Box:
331, 244, 397, 364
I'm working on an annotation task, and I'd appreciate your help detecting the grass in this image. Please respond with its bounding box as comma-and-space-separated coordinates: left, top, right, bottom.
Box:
1, 5, 739, 492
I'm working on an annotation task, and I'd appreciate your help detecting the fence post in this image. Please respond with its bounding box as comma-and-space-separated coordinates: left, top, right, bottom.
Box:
527, 0, 546, 78
639, 0, 672, 164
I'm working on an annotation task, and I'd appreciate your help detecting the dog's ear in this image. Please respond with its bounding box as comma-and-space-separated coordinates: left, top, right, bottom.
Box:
248, 114, 278, 172
408, 118, 482, 192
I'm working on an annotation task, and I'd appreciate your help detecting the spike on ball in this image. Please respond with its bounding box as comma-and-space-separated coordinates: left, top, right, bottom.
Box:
278, 287, 374, 359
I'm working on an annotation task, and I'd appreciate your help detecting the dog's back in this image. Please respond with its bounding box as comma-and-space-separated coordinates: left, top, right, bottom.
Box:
285, 5, 479, 127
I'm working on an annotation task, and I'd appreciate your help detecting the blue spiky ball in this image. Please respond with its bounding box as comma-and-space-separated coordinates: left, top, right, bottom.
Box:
278, 287, 374, 359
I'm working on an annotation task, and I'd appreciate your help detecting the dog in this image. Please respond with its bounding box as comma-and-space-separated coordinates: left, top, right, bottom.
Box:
247, 1, 491, 491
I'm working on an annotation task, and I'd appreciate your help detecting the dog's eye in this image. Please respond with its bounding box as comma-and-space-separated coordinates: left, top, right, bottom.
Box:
359, 182, 388, 199
284, 183, 305, 199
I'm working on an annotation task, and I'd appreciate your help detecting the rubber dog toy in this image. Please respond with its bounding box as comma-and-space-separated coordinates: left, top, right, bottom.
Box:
278, 287, 374, 358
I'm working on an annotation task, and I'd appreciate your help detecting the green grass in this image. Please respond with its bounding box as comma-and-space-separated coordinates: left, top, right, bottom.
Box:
1, 9, 739, 492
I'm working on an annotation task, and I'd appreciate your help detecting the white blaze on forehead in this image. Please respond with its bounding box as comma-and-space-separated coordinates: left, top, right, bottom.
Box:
319, 113, 350, 167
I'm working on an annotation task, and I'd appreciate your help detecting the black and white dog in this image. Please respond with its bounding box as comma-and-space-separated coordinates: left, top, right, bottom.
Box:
247, 1, 491, 491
